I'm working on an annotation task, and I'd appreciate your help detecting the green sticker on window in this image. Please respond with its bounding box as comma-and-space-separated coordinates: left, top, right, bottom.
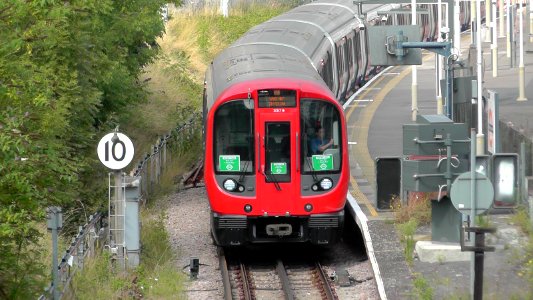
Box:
270, 162, 287, 175
219, 155, 240, 172
312, 155, 333, 171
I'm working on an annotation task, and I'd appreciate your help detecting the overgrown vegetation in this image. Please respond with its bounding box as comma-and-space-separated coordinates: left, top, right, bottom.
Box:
510, 206, 533, 297
71, 212, 186, 299
0, 0, 179, 297
412, 273, 434, 300
391, 194, 431, 263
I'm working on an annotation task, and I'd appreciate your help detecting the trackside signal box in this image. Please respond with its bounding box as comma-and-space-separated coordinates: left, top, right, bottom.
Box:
402, 115, 470, 242
402, 115, 470, 193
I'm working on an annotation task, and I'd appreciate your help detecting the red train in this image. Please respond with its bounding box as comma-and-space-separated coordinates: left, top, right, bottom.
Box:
203, 0, 479, 247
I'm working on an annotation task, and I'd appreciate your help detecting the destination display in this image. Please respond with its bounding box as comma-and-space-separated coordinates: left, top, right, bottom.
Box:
258, 89, 296, 108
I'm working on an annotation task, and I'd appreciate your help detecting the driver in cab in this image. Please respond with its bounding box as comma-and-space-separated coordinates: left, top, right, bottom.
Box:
310, 126, 333, 155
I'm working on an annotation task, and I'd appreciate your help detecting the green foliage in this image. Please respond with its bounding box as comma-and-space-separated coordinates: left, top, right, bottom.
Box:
510, 207, 533, 296
71, 251, 133, 299
195, 5, 293, 61
397, 219, 419, 265
0, 0, 180, 297
137, 213, 185, 297
412, 273, 434, 300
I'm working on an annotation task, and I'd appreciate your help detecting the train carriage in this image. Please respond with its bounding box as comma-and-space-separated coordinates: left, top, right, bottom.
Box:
203, 0, 481, 247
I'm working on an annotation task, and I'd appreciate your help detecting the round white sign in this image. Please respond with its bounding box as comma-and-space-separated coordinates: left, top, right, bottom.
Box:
97, 132, 134, 170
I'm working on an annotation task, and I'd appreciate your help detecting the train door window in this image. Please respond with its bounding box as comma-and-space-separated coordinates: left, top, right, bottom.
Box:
214, 99, 255, 174
343, 40, 349, 73
321, 51, 333, 90
347, 38, 354, 71
300, 99, 342, 173
265, 122, 291, 182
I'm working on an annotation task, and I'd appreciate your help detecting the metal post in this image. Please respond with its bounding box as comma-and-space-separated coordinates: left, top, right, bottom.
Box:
476, 0, 485, 155
472, 0, 477, 45
78, 227, 85, 270
529, 0, 533, 43
518, 5, 528, 101
492, 0, 499, 77
412, 0, 418, 121
508, 0, 512, 58
521, 142, 527, 204
473, 232, 485, 300
454, 0, 461, 55
437, 0, 444, 114
469, 129, 477, 299
500, 0, 506, 37
486, 0, 493, 42
114, 170, 125, 270
47, 207, 62, 300
446, 54, 454, 119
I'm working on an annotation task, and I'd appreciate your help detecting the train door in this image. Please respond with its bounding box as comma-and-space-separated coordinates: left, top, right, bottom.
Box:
256, 89, 300, 215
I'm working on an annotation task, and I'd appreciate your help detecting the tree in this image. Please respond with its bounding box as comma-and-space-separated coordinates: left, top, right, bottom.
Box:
0, 0, 179, 297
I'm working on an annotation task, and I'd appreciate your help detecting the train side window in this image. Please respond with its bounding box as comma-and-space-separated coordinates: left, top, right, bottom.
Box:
214, 99, 255, 174
300, 99, 342, 173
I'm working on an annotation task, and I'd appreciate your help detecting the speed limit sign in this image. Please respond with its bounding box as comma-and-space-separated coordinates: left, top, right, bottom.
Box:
97, 132, 134, 170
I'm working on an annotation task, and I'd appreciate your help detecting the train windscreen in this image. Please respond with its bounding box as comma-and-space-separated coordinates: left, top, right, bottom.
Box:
300, 99, 342, 173
214, 99, 255, 174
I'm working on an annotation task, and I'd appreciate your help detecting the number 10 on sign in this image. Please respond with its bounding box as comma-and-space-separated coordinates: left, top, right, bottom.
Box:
97, 132, 134, 170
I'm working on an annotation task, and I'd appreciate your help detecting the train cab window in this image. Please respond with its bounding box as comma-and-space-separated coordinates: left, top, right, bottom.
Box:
300, 99, 342, 173
265, 122, 291, 182
214, 99, 254, 174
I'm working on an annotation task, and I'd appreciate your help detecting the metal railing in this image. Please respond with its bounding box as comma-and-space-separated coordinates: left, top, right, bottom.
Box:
39, 112, 202, 299
131, 112, 202, 202
39, 212, 105, 300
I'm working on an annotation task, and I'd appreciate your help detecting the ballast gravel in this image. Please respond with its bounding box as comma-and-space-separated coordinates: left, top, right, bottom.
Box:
165, 187, 380, 299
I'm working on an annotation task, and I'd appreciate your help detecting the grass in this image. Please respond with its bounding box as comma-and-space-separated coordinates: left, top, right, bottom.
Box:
412, 273, 434, 300
390, 194, 431, 265
509, 206, 533, 297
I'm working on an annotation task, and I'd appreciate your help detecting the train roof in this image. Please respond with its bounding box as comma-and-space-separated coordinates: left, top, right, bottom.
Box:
206, 0, 393, 108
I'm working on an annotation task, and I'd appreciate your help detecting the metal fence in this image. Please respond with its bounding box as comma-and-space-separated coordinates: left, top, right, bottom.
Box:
131, 112, 202, 202
39, 113, 203, 299
39, 213, 106, 300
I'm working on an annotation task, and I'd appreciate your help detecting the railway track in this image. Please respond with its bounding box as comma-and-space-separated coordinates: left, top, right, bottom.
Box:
219, 247, 338, 300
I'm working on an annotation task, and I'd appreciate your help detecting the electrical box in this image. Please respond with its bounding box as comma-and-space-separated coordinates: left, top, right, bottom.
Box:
402, 115, 470, 193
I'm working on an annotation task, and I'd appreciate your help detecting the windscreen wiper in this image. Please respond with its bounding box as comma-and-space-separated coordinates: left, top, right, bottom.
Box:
305, 156, 319, 183
266, 171, 282, 191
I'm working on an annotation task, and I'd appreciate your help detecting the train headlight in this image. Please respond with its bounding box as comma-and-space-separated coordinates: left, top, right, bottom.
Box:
223, 179, 237, 192
319, 178, 333, 190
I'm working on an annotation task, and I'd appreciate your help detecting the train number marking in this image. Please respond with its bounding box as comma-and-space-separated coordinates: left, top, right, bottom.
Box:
272, 108, 285, 113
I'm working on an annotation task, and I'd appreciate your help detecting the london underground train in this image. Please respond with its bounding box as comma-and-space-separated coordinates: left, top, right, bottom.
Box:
203, 0, 477, 247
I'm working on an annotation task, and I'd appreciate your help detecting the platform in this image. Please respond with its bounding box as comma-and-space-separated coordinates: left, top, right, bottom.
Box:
346, 25, 533, 299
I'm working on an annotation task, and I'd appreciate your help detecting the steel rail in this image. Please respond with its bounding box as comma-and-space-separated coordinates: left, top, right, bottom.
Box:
218, 247, 233, 300
276, 260, 295, 300
315, 261, 337, 300
239, 259, 254, 300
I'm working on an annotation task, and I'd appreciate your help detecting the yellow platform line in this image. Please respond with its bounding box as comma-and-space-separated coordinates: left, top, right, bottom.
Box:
346, 66, 411, 217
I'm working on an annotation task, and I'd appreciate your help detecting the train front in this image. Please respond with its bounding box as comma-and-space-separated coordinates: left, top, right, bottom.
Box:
205, 80, 349, 247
